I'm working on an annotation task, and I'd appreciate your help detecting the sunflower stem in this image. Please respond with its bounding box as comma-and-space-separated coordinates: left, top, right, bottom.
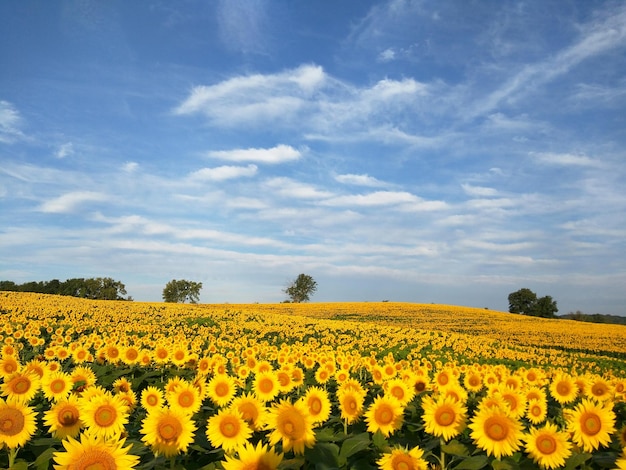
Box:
440, 438, 446, 470
8, 448, 18, 469
170, 455, 176, 469
343, 419, 348, 436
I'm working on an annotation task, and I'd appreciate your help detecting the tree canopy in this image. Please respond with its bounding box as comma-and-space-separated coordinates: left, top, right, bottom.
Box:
508, 288, 558, 318
284, 274, 317, 303
0, 277, 129, 300
162, 279, 203, 303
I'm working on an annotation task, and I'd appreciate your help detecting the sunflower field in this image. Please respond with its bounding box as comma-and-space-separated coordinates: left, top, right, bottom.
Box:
0, 291, 625, 470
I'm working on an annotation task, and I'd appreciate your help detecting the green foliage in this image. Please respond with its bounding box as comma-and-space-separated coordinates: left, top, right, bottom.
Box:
284, 273, 318, 303
508, 288, 558, 318
0, 277, 129, 300
162, 279, 203, 303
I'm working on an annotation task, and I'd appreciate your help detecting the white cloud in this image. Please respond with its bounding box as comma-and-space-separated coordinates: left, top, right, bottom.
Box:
207, 145, 301, 164
322, 191, 421, 207
461, 183, 499, 197
55, 142, 74, 159
0, 100, 25, 143
264, 177, 334, 199
335, 173, 389, 187
378, 48, 396, 62
39, 191, 109, 213
530, 152, 602, 167
189, 164, 257, 182
122, 161, 139, 173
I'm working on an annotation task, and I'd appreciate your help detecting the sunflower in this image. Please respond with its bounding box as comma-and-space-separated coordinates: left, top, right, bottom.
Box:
222, 441, 283, 470
70, 366, 97, 392
267, 399, 316, 455
364, 395, 404, 438
384, 378, 415, 406
43, 394, 84, 439
377, 445, 428, 470
53, 432, 139, 469
524, 423, 572, 469
0, 355, 21, 378
276, 368, 295, 393
0, 398, 37, 448
141, 406, 197, 457
121, 345, 140, 365
207, 373, 238, 408
253, 371, 280, 402
167, 381, 202, 415
567, 398, 616, 452
41, 370, 72, 402
615, 456, 626, 470
112, 377, 133, 394
206, 408, 252, 452
231, 392, 268, 431
497, 387, 527, 418
79, 393, 129, 439
526, 398, 548, 425
469, 404, 524, 459
463, 370, 483, 393
338, 389, 366, 425
141, 386, 165, 411
587, 377, 613, 402
549, 373, 578, 404
1, 370, 41, 404
300, 387, 332, 426
422, 395, 467, 441
413, 374, 430, 395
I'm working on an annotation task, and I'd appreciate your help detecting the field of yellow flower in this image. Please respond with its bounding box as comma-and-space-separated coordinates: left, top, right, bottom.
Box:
0, 291, 625, 469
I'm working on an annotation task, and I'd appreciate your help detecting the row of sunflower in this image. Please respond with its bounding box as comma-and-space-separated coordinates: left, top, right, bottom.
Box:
0, 292, 624, 469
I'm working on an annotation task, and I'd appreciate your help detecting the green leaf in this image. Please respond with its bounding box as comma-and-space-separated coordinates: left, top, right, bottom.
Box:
453, 455, 489, 470
338, 432, 371, 465
35, 447, 57, 470
491, 457, 519, 470
371, 430, 388, 451
441, 439, 470, 457
564, 452, 592, 470
305, 442, 340, 470
12, 461, 29, 470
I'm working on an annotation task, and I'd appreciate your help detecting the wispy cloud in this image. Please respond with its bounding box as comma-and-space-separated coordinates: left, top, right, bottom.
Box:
55, 142, 74, 159
39, 191, 110, 213
335, 173, 389, 187
188, 164, 257, 181
207, 145, 302, 164
0, 100, 25, 143
530, 152, 603, 168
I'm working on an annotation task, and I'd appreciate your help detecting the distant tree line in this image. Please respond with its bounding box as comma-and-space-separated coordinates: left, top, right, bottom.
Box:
559, 310, 626, 325
508, 288, 558, 318
0, 278, 131, 301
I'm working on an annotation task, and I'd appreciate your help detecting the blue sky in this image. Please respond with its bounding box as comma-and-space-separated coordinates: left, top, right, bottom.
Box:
1, 1, 625, 314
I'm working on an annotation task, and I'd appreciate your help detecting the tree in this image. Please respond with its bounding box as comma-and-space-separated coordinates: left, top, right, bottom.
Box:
532, 295, 558, 318
508, 288, 537, 314
508, 288, 558, 318
163, 279, 203, 303
284, 274, 317, 303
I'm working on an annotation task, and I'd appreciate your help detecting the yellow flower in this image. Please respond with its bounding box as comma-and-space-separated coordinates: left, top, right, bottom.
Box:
43, 394, 84, 439
364, 395, 404, 438
231, 392, 268, 431
53, 433, 139, 469
253, 371, 280, 402
338, 389, 365, 425
112, 377, 132, 394
207, 373, 238, 408
1, 370, 40, 404
567, 398, 616, 452
422, 395, 467, 441
41, 370, 72, 402
384, 378, 415, 406
469, 405, 524, 459
206, 408, 252, 452
463, 369, 483, 392
524, 423, 572, 469
141, 406, 197, 457
141, 386, 165, 411
79, 393, 129, 439
526, 398, 548, 425
0, 398, 37, 448
222, 441, 283, 470
300, 386, 332, 426
587, 376, 613, 402
0, 355, 21, 379
549, 373, 578, 404
167, 381, 202, 415
267, 399, 316, 455
377, 446, 428, 470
